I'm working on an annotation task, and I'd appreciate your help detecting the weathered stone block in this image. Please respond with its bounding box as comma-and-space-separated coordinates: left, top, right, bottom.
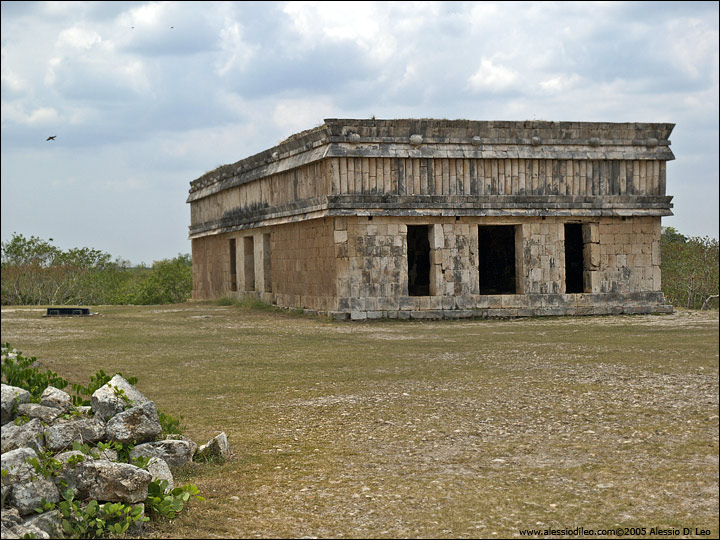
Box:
196, 432, 231, 461
106, 401, 162, 444
91, 374, 151, 421
1, 418, 45, 453
39, 386, 72, 413
44, 417, 106, 452
63, 460, 152, 503
16, 404, 61, 424
22, 510, 63, 539
2, 384, 30, 426
146, 457, 174, 492
2, 448, 60, 516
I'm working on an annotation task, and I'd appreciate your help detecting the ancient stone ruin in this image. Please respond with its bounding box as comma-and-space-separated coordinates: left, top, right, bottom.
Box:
187, 119, 675, 319
1, 369, 230, 539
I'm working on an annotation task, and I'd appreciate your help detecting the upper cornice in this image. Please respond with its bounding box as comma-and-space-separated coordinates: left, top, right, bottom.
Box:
187, 119, 675, 203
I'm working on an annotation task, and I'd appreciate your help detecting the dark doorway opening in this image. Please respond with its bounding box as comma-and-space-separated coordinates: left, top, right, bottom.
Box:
244, 236, 255, 291
407, 225, 431, 296
229, 239, 237, 292
565, 224, 584, 293
478, 225, 517, 294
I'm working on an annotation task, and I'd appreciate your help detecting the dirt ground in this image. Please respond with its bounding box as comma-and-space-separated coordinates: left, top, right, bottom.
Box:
1, 306, 718, 538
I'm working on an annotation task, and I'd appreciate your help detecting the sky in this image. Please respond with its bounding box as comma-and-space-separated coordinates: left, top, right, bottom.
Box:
1, 1, 718, 265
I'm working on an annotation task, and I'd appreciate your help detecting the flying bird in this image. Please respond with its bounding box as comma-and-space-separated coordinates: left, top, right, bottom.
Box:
46, 136, 56, 141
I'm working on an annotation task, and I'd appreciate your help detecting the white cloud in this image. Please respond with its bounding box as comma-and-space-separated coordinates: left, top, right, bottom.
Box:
272, 97, 338, 135
1, 46, 30, 94
26, 107, 59, 124
0, 103, 58, 126
468, 2, 500, 26
539, 73, 583, 95
665, 17, 719, 80
468, 58, 519, 93
127, 2, 164, 28
44, 57, 62, 86
44, 37, 150, 98
283, 1, 396, 62
1, 67, 28, 94
215, 18, 256, 76
55, 26, 103, 49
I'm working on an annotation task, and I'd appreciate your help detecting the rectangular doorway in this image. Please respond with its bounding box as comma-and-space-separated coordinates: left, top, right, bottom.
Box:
407, 225, 431, 296
564, 224, 584, 293
229, 239, 237, 291
243, 236, 255, 291
478, 225, 517, 294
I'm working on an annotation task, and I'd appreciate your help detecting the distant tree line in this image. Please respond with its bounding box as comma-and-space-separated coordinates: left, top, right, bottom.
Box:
1, 233, 192, 306
661, 227, 718, 310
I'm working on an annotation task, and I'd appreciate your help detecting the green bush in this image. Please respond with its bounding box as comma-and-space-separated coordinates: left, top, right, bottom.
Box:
145, 480, 204, 520
37, 489, 148, 539
0, 344, 69, 401
661, 227, 719, 310
133, 254, 192, 305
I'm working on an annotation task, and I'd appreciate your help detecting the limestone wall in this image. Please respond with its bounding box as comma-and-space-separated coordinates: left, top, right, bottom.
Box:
330, 215, 665, 319
271, 218, 337, 312
192, 220, 337, 312
191, 235, 231, 300
193, 215, 666, 317
596, 217, 661, 293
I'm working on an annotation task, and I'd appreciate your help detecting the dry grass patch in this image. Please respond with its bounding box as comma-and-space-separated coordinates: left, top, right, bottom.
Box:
1, 305, 717, 538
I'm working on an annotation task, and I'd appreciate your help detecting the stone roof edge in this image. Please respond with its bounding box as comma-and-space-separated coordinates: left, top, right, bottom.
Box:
188, 124, 331, 195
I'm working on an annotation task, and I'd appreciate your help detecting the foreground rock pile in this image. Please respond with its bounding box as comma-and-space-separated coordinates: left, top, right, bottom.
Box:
1, 374, 230, 539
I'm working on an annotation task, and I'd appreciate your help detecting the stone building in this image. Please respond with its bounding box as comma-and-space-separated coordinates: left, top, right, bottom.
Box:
187, 119, 674, 319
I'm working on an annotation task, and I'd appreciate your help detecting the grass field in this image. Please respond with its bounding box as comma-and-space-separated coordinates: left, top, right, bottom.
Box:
1, 304, 718, 539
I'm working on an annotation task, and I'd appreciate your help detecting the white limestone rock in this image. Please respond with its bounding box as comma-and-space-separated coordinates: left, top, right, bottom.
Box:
91, 374, 150, 421
22, 510, 63, 539
146, 457, 174, 492
43, 417, 106, 452
105, 401, 161, 444
1, 384, 30, 426
39, 386, 72, 413
1, 418, 45, 453
1, 447, 38, 484
62, 459, 152, 503
16, 403, 62, 424
196, 432, 231, 461
1, 448, 59, 515
130, 439, 196, 468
